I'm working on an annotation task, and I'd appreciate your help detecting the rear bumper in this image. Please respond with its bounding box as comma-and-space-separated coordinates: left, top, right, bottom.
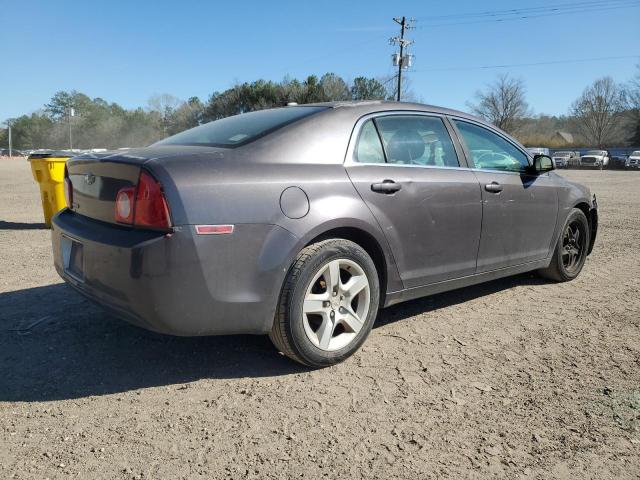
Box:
51, 210, 298, 336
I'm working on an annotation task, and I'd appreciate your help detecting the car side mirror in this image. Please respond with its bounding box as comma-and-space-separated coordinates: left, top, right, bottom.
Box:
533, 154, 554, 173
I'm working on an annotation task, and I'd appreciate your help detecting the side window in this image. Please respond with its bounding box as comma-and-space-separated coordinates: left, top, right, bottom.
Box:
374, 115, 459, 167
453, 120, 530, 172
353, 120, 385, 163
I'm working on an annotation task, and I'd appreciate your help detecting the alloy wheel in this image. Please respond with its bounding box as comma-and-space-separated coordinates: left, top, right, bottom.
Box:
561, 220, 585, 274
302, 259, 371, 352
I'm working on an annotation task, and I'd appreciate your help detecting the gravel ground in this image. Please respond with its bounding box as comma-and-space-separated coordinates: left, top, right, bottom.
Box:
1, 158, 639, 479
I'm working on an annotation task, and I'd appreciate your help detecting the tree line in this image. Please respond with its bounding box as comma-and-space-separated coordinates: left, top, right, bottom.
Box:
0, 74, 391, 151
469, 66, 640, 147
2, 68, 639, 151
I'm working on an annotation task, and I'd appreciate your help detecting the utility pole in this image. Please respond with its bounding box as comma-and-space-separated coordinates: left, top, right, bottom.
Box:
390, 17, 415, 101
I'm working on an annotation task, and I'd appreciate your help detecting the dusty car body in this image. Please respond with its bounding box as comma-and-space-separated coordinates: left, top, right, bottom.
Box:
581, 150, 610, 169
51, 101, 598, 366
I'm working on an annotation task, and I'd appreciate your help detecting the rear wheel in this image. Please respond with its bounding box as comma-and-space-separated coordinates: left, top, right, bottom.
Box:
538, 208, 590, 282
269, 239, 380, 367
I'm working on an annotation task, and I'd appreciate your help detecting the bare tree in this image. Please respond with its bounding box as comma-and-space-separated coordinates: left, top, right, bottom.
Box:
468, 74, 530, 134
624, 64, 640, 144
625, 64, 640, 108
382, 75, 418, 102
570, 77, 625, 147
147, 94, 183, 134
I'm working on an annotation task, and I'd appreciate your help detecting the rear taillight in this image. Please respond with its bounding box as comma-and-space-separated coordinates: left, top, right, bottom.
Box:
64, 166, 73, 208
134, 171, 171, 228
114, 171, 171, 229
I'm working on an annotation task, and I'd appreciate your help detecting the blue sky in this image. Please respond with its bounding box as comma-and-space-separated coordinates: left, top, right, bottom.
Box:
2, 0, 638, 121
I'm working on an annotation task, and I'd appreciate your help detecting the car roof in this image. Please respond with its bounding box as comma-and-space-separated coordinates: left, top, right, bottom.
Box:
304, 100, 481, 122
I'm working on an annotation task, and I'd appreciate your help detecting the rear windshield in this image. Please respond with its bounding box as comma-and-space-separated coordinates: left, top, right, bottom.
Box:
155, 106, 328, 148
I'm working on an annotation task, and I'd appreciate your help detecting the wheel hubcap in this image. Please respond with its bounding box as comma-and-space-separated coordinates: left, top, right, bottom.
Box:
302, 259, 371, 352
561, 220, 585, 273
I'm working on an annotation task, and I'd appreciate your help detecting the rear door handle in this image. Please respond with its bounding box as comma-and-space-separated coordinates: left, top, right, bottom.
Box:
484, 182, 503, 193
371, 180, 402, 194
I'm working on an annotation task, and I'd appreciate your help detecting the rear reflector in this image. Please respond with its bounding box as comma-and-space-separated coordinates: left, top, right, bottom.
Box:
195, 225, 234, 235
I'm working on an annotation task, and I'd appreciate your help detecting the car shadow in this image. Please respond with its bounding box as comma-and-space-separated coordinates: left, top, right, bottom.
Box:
0, 220, 47, 230
0, 274, 548, 402
376, 272, 547, 328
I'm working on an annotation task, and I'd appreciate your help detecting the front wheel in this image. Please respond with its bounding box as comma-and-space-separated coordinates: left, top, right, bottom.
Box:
538, 208, 590, 282
269, 239, 380, 367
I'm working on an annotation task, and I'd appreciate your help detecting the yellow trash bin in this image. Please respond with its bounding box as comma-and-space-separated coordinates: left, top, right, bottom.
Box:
28, 151, 74, 228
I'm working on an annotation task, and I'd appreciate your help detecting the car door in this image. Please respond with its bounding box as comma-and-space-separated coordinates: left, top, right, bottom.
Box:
450, 119, 558, 272
345, 113, 482, 289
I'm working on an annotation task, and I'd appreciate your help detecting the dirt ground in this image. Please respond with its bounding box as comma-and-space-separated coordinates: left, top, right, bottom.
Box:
1, 158, 638, 479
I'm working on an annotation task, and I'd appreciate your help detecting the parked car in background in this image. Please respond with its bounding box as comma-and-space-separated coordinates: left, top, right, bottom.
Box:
528, 147, 550, 157
628, 150, 640, 169
609, 156, 629, 170
551, 151, 580, 169
0, 149, 24, 157
580, 150, 610, 169
52, 102, 598, 367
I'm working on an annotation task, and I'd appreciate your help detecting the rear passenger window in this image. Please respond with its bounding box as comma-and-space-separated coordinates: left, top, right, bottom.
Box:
374, 115, 459, 167
353, 120, 385, 163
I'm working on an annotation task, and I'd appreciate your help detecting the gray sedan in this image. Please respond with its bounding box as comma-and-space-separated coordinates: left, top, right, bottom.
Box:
52, 102, 598, 367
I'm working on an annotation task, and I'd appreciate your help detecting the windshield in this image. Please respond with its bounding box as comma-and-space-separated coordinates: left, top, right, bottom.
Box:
553, 151, 571, 157
632, 151, 640, 156
155, 106, 329, 147
586, 150, 605, 156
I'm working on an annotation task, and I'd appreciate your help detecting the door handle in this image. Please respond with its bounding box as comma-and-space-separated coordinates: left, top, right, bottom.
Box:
484, 182, 503, 193
371, 180, 402, 194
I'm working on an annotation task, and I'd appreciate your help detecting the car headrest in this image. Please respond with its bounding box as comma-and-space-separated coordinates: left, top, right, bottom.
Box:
386, 129, 425, 163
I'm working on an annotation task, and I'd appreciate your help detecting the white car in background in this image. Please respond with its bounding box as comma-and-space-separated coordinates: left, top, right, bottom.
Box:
551, 151, 580, 169
528, 147, 550, 157
580, 150, 610, 169
628, 150, 640, 169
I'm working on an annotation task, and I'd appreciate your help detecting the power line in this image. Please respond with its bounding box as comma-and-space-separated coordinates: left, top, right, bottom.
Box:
280, 1, 638, 80
415, 0, 636, 21
415, 1, 640, 28
408, 55, 640, 73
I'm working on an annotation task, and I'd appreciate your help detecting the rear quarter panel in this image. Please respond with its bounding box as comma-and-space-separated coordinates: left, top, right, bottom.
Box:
151, 156, 403, 297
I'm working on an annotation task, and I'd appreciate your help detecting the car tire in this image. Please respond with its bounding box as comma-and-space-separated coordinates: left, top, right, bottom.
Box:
269, 239, 380, 367
538, 208, 590, 282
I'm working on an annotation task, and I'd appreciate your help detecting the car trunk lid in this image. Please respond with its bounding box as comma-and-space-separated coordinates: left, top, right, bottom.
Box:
67, 159, 142, 225
65, 146, 206, 225
65, 145, 239, 226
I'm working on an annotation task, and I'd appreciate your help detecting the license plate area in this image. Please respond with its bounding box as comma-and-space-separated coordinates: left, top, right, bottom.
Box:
61, 236, 84, 282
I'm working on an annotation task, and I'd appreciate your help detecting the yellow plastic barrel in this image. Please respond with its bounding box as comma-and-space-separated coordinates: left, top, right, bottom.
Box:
28, 152, 74, 228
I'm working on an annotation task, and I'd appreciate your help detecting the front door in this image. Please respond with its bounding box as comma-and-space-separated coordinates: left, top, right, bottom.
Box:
451, 119, 558, 272
345, 114, 482, 289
